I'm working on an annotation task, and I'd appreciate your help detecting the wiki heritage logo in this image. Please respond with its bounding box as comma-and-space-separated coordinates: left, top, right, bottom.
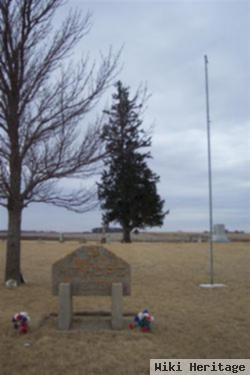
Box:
150, 359, 250, 375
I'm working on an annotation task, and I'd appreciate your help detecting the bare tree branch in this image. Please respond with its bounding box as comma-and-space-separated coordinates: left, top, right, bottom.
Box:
24, 180, 98, 213
0, 0, 119, 212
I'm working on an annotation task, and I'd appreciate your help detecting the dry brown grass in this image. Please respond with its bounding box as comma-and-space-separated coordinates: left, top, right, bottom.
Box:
0, 240, 249, 375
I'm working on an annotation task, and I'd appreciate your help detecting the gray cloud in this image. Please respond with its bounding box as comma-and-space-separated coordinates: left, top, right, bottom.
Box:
1, 0, 249, 232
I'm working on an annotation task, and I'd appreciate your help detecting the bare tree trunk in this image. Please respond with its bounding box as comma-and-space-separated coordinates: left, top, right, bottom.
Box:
5, 202, 23, 283
122, 226, 131, 243
0, 1, 119, 286
5, 127, 23, 283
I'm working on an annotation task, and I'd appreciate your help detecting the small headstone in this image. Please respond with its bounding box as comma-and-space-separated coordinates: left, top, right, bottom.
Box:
197, 236, 202, 243
59, 233, 64, 243
212, 224, 230, 243
101, 235, 111, 244
100, 237, 106, 244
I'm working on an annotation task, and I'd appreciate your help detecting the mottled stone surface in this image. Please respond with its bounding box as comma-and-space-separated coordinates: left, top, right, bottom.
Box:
52, 246, 131, 296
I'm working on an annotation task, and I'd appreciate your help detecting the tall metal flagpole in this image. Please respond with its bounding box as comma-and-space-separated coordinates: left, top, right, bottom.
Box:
200, 56, 225, 289
204, 55, 214, 285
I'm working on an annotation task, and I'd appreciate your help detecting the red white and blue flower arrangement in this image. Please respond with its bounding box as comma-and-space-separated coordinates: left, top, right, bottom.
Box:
129, 309, 154, 332
12, 312, 31, 334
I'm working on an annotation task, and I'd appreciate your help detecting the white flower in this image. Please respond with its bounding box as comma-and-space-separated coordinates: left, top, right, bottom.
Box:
138, 312, 144, 320
20, 312, 31, 322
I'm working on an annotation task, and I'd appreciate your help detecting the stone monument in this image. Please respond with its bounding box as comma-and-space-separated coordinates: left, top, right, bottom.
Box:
52, 246, 131, 330
212, 224, 229, 243
59, 233, 64, 243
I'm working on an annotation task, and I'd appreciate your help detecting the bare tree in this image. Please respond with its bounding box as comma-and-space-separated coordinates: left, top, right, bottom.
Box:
0, 0, 119, 284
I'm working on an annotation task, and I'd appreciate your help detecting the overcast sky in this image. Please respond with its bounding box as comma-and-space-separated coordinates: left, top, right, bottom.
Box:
1, 0, 249, 232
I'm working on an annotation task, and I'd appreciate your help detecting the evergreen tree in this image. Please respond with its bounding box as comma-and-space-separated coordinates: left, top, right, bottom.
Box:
98, 81, 166, 242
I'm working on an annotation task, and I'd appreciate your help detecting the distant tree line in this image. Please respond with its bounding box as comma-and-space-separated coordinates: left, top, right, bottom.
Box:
92, 227, 122, 234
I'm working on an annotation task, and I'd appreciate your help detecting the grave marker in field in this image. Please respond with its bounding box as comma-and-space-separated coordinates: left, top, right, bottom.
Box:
212, 224, 229, 243
52, 246, 131, 330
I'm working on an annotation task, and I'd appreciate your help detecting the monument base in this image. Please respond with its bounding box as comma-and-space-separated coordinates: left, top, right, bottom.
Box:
212, 236, 230, 243
199, 283, 226, 288
44, 312, 135, 332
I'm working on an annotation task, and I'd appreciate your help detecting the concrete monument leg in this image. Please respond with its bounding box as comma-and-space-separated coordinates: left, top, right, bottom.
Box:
111, 282, 123, 330
58, 283, 72, 330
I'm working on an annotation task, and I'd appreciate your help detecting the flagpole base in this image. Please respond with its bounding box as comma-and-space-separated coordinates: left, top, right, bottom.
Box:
199, 283, 226, 288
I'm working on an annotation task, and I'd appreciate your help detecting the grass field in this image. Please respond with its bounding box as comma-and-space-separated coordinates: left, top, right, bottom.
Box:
0, 240, 249, 374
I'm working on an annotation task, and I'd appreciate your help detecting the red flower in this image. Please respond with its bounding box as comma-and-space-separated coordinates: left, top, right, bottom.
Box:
128, 323, 135, 330
20, 325, 28, 334
141, 327, 150, 333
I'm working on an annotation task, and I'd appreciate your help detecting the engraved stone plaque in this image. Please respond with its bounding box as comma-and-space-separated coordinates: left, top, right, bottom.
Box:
52, 246, 131, 296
